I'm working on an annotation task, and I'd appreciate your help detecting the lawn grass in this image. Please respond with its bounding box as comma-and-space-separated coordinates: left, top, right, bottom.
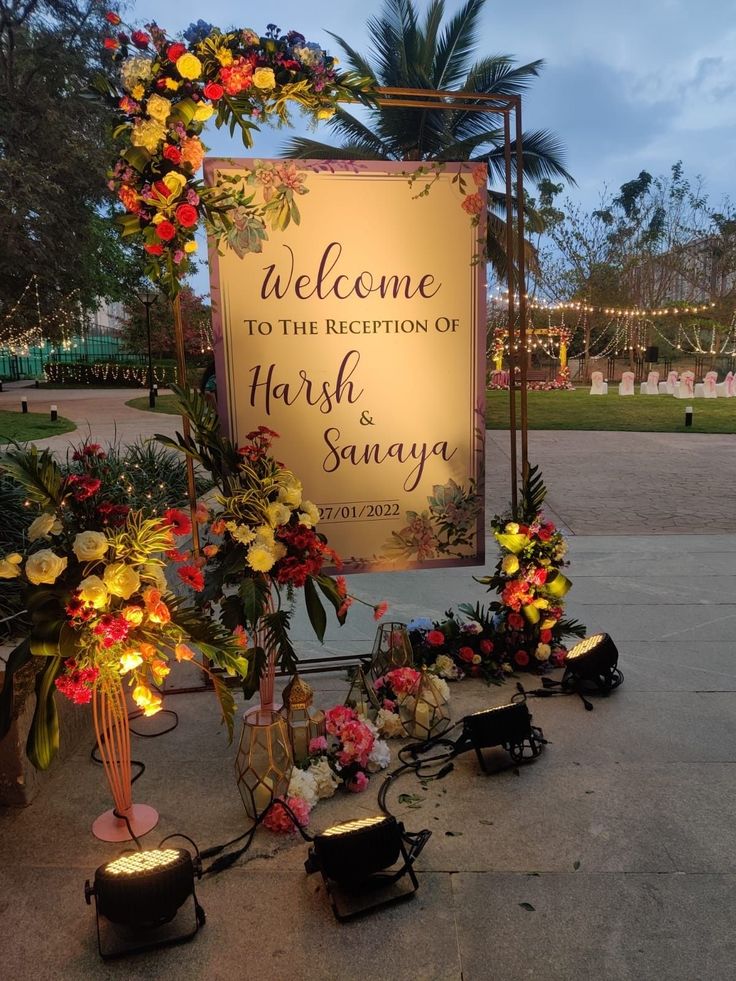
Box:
125, 394, 182, 415
486, 387, 736, 434
0, 409, 76, 443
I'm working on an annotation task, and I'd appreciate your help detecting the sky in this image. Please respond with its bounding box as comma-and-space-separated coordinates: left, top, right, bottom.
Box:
138, 0, 736, 291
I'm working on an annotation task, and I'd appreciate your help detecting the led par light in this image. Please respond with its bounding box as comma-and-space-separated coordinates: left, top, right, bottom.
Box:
562, 633, 623, 694
85, 848, 204, 959
454, 701, 544, 772
305, 815, 427, 921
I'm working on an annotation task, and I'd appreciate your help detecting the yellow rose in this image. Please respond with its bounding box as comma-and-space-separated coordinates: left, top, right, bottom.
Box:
504, 522, 520, 534
540, 617, 557, 630
298, 501, 320, 528
28, 512, 62, 542
103, 562, 141, 600
141, 562, 169, 593
501, 554, 519, 575
533, 598, 549, 610
0, 555, 22, 579
176, 52, 203, 80
146, 93, 172, 121
142, 695, 163, 717
266, 502, 292, 527
472, 654, 482, 665
184, 241, 198, 253
72, 531, 109, 563
25, 549, 67, 585
252, 67, 276, 90
278, 476, 302, 508
119, 652, 143, 674
535, 643, 551, 661
247, 543, 277, 572
130, 117, 166, 153
79, 575, 109, 609
162, 171, 187, 198
175, 643, 196, 662
193, 103, 214, 122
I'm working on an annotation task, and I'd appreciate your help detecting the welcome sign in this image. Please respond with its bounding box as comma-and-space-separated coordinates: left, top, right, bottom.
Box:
205, 159, 486, 572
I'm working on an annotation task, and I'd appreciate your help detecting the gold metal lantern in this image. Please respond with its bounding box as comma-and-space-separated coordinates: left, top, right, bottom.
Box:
344, 665, 381, 720
281, 674, 325, 764
235, 709, 292, 824
368, 622, 414, 680
398, 669, 451, 741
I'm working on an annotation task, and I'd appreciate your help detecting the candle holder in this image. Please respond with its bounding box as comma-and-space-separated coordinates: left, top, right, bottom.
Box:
280, 674, 325, 765
398, 668, 450, 741
367, 622, 414, 681
344, 664, 381, 720
235, 709, 292, 824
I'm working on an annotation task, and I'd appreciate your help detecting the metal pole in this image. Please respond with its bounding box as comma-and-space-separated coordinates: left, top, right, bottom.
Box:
172, 293, 200, 555
503, 110, 518, 514
145, 299, 156, 408
514, 100, 529, 485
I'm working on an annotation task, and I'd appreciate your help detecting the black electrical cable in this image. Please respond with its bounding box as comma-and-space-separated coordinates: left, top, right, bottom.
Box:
90, 708, 180, 787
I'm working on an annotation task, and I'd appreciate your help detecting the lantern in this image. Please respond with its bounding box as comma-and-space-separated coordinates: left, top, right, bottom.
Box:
280, 673, 325, 764
234, 709, 292, 824
368, 621, 414, 680
398, 668, 450, 741
344, 664, 380, 720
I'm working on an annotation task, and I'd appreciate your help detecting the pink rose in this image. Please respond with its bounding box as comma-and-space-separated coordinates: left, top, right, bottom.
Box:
479, 638, 494, 655
308, 736, 327, 754
514, 649, 530, 667
348, 771, 369, 793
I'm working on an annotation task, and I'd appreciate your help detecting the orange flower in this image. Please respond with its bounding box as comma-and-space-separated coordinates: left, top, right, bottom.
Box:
150, 659, 170, 684
148, 600, 171, 624
180, 135, 204, 171
138, 641, 157, 661
118, 185, 140, 213
175, 643, 196, 662
203, 544, 219, 558
122, 605, 144, 626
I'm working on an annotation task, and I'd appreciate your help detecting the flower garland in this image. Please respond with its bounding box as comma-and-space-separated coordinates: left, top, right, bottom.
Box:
98, 14, 371, 295
0, 444, 248, 768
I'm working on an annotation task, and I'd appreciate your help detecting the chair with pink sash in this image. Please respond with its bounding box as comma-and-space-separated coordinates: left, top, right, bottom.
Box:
618, 371, 635, 396
703, 371, 718, 398
640, 370, 660, 395
675, 371, 694, 398
658, 370, 678, 394
590, 371, 608, 395
716, 371, 734, 397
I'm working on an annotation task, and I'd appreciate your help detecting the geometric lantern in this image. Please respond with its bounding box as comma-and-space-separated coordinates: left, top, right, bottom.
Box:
562, 633, 623, 694
367, 621, 414, 680
280, 673, 325, 765
397, 668, 450, 741
344, 664, 381, 721
234, 709, 292, 824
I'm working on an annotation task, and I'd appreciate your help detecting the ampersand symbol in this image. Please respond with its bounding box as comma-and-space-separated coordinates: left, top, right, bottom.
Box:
360, 410, 374, 426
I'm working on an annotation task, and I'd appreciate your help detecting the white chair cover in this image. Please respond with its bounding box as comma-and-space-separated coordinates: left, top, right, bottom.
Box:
618, 371, 635, 396
665, 370, 678, 394
590, 371, 608, 395
703, 375, 717, 398
641, 370, 660, 395
675, 371, 694, 398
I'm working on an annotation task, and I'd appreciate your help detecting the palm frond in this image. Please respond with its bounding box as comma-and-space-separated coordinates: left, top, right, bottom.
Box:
486, 129, 575, 185
0, 444, 64, 508
434, 0, 486, 89
282, 136, 388, 161
520, 463, 547, 521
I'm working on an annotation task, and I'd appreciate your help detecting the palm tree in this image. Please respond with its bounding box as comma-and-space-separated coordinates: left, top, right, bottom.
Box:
283, 0, 574, 276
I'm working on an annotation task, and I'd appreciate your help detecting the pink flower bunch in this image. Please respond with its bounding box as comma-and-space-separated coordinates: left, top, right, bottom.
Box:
336, 718, 375, 768
262, 796, 311, 834
325, 704, 357, 736
384, 667, 421, 697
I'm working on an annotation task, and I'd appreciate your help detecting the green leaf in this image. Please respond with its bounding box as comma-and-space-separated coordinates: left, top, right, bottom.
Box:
29, 617, 64, 657
170, 97, 198, 126
210, 672, 237, 744
122, 145, 151, 173
316, 575, 348, 625
521, 603, 540, 625
495, 532, 530, 554
239, 577, 270, 627
304, 576, 327, 643
0, 638, 32, 740
546, 572, 571, 598
26, 655, 63, 770
0, 444, 63, 507
519, 902, 536, 912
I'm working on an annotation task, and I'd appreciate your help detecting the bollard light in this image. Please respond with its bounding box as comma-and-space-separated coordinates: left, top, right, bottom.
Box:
685, 405, 693, 427
50, 404, 58, 422
85, 847, 204, 959
21, 397, 28, 413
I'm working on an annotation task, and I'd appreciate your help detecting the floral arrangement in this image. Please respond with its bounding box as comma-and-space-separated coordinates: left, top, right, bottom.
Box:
0, 443, 249, 769
262, 704, 390, 833
158, 389, 385, 697
475, 465, 585, 671
408, 614, 508, 683
97, 14, 371, 294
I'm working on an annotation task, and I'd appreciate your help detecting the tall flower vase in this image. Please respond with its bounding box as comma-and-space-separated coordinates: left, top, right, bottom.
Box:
91, 678, 158, 842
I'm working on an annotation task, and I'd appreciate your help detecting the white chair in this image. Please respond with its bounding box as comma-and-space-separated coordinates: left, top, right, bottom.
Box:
703, 372, 718, 398
640, 370, 660, 395
716, 371, 734, 397
618, 371, 635, 396
590, 371, 608, 395
658, 370, 678, 394
675, 371, 694, 398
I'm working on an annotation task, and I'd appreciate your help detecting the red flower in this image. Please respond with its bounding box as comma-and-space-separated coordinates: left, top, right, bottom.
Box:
145, 243, 164, 255
507, 612, 524, 630
167, 42, 187, 61
427, 629, 445, 647
538, 524, 554, 541
155, 221, 176, 241
163, 508, 192, 537
105, 12, 121, 25
178, 564, 204, 591
531, 567, 548, 586
479, 638, 494, 655
175, 203, 198, 227
103, 37, 119, 49
540, 628, 553, 643
166, 548, 191, 563
514, 649, 530, 667
458, 646, 475, 663
131, 30, 150, 48
153, 179, 173, 199
163, 144, 182, 164
66, 474, 101, 501
373, 601, 388, 621
203, 81, 224, 100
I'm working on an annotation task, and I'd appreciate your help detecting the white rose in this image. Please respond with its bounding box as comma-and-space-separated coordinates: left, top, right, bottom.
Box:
430, 677, 450, 702
0, 553, 22, 579
278, 476, 302, 508
28, 512, 62, 542
78, 575, 109, 609
103, 562, 141, 600
375, 708, 405, 739
73, 530, 109, 563
298, 501, 320, 528
287, 768, 319, 808
25, 549, 67, 585
433, 654, 460, 680
265, 502, 292, 527
367, 738, 391, 772
308, 757, 340, 799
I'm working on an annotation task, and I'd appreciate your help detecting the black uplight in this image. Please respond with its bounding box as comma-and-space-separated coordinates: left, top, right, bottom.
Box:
456, 701, 544, 772
305, 815, 428, 921
85, 848, 204, 959
563, 633, 623, 694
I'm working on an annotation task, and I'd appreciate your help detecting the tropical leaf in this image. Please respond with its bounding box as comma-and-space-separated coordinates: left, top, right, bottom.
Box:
304, 576, 327, 643
0, 444, 63, 508
519, 463, 547, 521
316, 574, 348, 626
26, 655, 63, 770
557, 617, 587, 640
210, 672, 237, 744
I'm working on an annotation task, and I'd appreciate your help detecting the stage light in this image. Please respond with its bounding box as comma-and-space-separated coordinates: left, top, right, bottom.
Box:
454, 701, 544, 772
85, 847, 204, 959
305, 815, 429, 921
562, 633, 623, 694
